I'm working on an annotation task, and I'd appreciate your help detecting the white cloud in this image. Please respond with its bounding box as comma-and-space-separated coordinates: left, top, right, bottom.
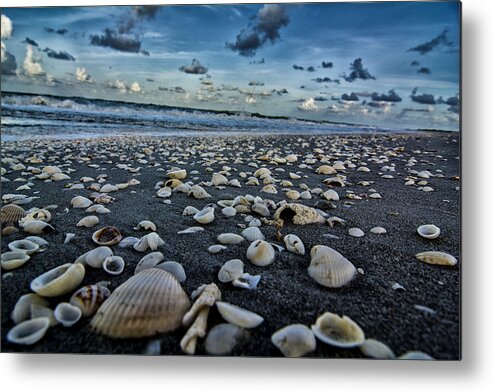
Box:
1, 15, 13, 39
22, 45, 45, 77
130, 81, 141, 93
298, 98, 318, 111
245, 96, 256, 104
76, 67, 92, 83
1, 41, 5, 61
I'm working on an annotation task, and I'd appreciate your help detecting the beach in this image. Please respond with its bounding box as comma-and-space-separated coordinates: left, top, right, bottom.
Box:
0, 131, 460, 358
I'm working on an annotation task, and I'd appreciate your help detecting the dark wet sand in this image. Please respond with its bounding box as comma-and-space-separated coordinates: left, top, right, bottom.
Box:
0, 132, 460, 358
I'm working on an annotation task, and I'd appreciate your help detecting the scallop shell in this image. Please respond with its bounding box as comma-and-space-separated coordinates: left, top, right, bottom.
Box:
8, 239, 39, 255
271, 324, 317, 358
23, 220, 56, 234
133, 220, 157, 231
135, 252, 165, 274
71, 196, 93, 208
54, 302, 82, 327
218, 259, 244, 283
188, 184, 211, 199
193, 206, 215, 224
30, 263, 85, 297
417, 224, 440, 239
76, 246, 113, 268
308, 245, 356, 288
241, 227, 265, 242
415, 251, 457, 266
92, 226, 122, 246
182, 283, 221, 327
204, 323, 246, 355
1, 204, 26, 225
6, 317, 50, 345
1, 251, 30, 270
155, 261, 186, 283
217, 233, 244, 245
311, 312, 365, 348
133, 232, 165, 252
70, 284, 111, 317
273, 203, 326, 225
216, 301, 264, 328
91, 269, 190, 338
102, 256, 125, 275
76, 215, 100, 228
283, 234, 305, 256
11, 293, 49, 324
246, 240, 275, 266
359, 339, 396, 359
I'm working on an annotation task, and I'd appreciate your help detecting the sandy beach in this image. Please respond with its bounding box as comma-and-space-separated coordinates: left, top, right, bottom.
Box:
0, 132, 460, 358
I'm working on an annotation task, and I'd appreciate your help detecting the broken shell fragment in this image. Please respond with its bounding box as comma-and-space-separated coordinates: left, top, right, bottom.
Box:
283, 234, 305, 256
271, 324, 316, 358
216, 301, 264, 329
23, 220, 56, 234
183, 283, 221, 327
6, 317, 50, 346
30, 263, 85, 297
311, 312, 365, 348
415, 251, 457, 266
308, 245, 356, 288
218, 259, 244, 283
246, 240, 275, 266
134, 220, 157, 231
232, 273, 261, 290
273, 203, 326, 225
92, 226, 122, 246
11, 293, 49, 324
133, 232, 165, 252
180, 307, 209, 355
76, 215, 100, 228
417, 224, 441, 239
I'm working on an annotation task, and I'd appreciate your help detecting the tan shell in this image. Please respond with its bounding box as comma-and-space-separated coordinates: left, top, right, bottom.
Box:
1, 251, 30, 270
316, 165, 337, 175
308, 245, 356, 288
217, 233, 244, 245
273, 203, 326, 225
246, 240, 275, 266
70, 284, 111, 317
30, 263, 86, 297
167, 169, 187, 180
415, 251, 457, 266
311, 312, 365, 348
182, 283, 221, 327
165, 179, 183, 189
1, 204, 27, 224
92, 226, 122, 246
71, 196, 93, 208
180, 307, 209, 355
271, 324, 316, 358
91, 268, 190, 338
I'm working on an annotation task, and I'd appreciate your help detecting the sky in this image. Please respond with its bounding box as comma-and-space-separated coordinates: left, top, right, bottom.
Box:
1, 1, 460, 130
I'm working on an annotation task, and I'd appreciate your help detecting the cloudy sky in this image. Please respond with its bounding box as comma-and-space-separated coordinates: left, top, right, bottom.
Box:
1, 2, 460, 130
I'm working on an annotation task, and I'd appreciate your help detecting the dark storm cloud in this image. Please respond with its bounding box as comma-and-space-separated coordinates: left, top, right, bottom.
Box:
446, 95, 459, 106
173, 86, 186, 93
1, 51, 17, 75
248, 80, 265, 86
90, 29, 141, 53
141, 50, 150, 56
448, 105, 459, 113
367, 101, 390, 108
146, 78, 155, 82
179, 59, 208, 75
306, 66, 315, 72
43, 48, 76, 61
250, 58, 265, 65
312, 77, 340, 84
341, 92, 359, 101
118, 5, 161, 34
418, 67, 431, 74
410, 92, 436, 105
276, 88, 289, 95
23, 37, 38, 47
342, 58, 375, 82
226, 4, 289, 57
411, 60, 419, 66
314, 96, 328, 102
321, 61, 333, 69
371, 89, 402, 102
407, 28, 453, 55
45, 28, 68, 35
293, 64, 304, 70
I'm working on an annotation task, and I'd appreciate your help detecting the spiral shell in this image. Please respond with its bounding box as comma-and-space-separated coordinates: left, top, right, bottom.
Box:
311, 312, 365, 348
246, 240, 275, 266
283, 234, 305, 256
92, 226, 122, 246
91, 269, 190, 338
70, 284, 111, 317
30, 263, 85, 297
1, 204, 27, 225
271, 324, 316, 358
273, 203, 326, 225
308, 245, 356, 288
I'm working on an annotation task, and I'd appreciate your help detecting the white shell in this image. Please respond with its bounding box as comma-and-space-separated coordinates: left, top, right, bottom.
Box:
182, 206, 199, 216
217, 233, 244, 245
212, 172, 229, 186
6, 317, 50, 345
193, 206, 215, 224
241, 227, 265, 242
71, 196, 93, 208
135, 252, 165, 274
102, 256, 125, 275
398, 351, 435, 360
76, 246, 113, 268
271, 324, 317, 357
359, 339, 396, 359
8, 239, 39, 255
178, 226, 204, 234
54, 302, 82, 327
216, 301, 264, 328
23, 220, 55, 234
311, 312, 365, 348
76, 215, 100, 228
322, 189, 339, 201
417, 224, 440, 239
188, 184, 211, 199
133, 232, 165, 252
1, 251, 30, 270
204, 323, 245, 355
11, 293, 49, 324
246, 240, 275, 266
370, 226, 387, 235
415, 251, 457, 266
208, 244, 227, 254
155, 261, 186, 283
218, 259, 244, 282
348, 227, 365, 237
133, 220, 157, 231
308, 245, 356, 288
221, 206, 237, 217
283, 234, 305, 256
232, 273, 261, 290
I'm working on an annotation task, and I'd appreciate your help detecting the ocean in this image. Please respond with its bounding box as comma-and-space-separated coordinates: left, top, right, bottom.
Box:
1, 92, 394, 141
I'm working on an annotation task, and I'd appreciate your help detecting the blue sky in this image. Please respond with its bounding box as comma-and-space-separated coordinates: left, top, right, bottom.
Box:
1, 2, 460, 130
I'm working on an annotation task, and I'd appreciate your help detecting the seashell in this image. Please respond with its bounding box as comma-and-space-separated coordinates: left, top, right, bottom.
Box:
359, 339, 396, 359
232, 273, 261, 290
308, 245, 356, 288
155, 261, 186, 283
221, 206, 237, 217
216, 301, 264, 328
283, 234, 305, 256
92, 226, 122, 246
2, 226, 19, 235
348, 227, 365, 237
118, 236, 139, 248
211, 172, 229, 186
188, 184, 211, 199
167, 169, 187, 180
6, 317, 50, 345
30, 304, 58, 326
246, 177, 259, 186
369, 192, 382, 199
135, 252, 165, 274
183, 282, 220, 319
24, 236, 49, 247
311, 312, 365, 348
246, 240, 275, 266
51, 172, 71, 181
76, 246, 113, 268
1, 251, 30, 270
193, 206, 215, 224
180, 307, 210, 355
178, 226, 204, 234
208, 244, 227, 254
134, 220, 157, 231
316, 165, 337, 175
322, 189, 339, 201
133, 232, 165, 252
323, 176, 346, 187
327, 216, 346, 227
415, 251, 457, 266
54, 302, 82, 327
100, 184, 118, 193
218, 233, 244, 245
218, 259, 244, 282
183, 206, 199, 216
23, 220, 56, 234
251, 203, 270, 217
21, 209, 52, 224
8, 239, 39, 255
86, 204, 111, 214
218, 199, 236, 208
42, 165, 61, 175
370, 226, 387, 235
261, 184, 278, 194
102, 256, 125, 275
91, 269, 190, 338
229, 179, 241, 187
11, 293, 49, 324
271, 324, 316, 358
76, 215, 100, 228
398, 351, 435, 360
417, 224, 440, 239
254, 168, 271, 178
235, 204, 251, 214
300, 190, 312, 200
30, 263, 85, 297
71, 196, 93, 208
157, 187, 172, 198
165, 178, 183, 189
285, 190, 300, 200
241, 226, 264, 242
70, 284, 111, 317
204, 323, 246, 355
273, 203, 326, 225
